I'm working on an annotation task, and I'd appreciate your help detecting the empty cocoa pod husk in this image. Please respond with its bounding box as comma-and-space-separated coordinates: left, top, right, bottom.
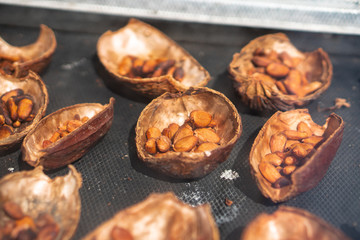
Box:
136, 87, 242, 179
83, 192, 219, 240
241, 206, 350, 240
249, 109, 344, 202
0, 165, 82, 240
97, 18, 210, 98
21, 98, 115, 170
0, 24, 57, 78
0, 71, 48, 155
228, 33, 332, 111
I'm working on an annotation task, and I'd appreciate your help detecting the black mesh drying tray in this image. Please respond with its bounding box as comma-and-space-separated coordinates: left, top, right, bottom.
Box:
0, 5, 359, 240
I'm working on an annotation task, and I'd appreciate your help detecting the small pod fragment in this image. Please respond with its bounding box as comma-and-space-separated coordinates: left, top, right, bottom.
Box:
249, 109, 344, 202
21, 98, 115, 169
0, 24, 57, 78
241, 206, 350, 240
0, 71, 48, 155
0, 165, 82, 240
136, 87, 242, 179
83, 192, 219, 240
97, 18, 210, 98
228, 33, 332, 111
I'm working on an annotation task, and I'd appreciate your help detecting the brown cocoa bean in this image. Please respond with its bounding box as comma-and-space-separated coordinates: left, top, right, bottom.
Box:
291, 143, 314, 158
266, 62, 289, 78
194, 142, 219, 152
302, 136, 323, 147
194, 128, 220, 144
35, 224, 59, 240
272, 176, 291, 188
173, 135, 198, 152
269, 133, 287, 153
190, 110, 212, 128
156, 135, 171, 153
173, 124, 193, 143
283, 130, 309, 140
252, 56, 273, 67
17, 98, 33, 121
297, 121, 313, 136
282, 165, 297, 175
259, 161, 282, 184
262, 153, 283, 166
145, 138, 157, 154
146, 127, 161, 140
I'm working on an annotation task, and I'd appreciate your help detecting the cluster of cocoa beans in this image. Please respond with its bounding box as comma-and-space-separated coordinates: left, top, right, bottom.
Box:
42, 114, 89, 148
250, 48, 322, 97
118, 55, 184, 81
259, 121, 324, 188
0, 89, 34, 139
0, 201, 59, 240
145, 110, 221, 155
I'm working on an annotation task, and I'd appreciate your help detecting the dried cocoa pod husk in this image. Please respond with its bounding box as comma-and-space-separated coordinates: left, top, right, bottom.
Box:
0, 71, 48, 155
0, 165, 82, 240
0, 25, 56, 78
136, 87, 242, 179
228, 33, 332, 111
241, 206, 350, 240
83, 192, 219, 240
21, 98, 115, 170
97, 18, 210, 98
249, 109, 344, 202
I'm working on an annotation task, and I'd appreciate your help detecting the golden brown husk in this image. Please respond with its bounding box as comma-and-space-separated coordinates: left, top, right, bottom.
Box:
83, 192, 220, 240
97, 18, 210, 98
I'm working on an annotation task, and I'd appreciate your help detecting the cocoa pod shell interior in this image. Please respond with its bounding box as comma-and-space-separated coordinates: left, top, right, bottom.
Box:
21, 97, 115, 170
83, 192, 220, 240
249, 109, 344, 202
0, 24, 57, 77
228, 33, 332, 111
136, 87, 242, 179
0, 71, 48, 155
97, 18, 210, 98
0, 165, 82, 240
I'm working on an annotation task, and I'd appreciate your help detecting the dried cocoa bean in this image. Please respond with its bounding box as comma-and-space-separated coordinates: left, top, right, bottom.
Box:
194, 128, 220, 144
173, 135, 198, 152
190, 110, 212, 128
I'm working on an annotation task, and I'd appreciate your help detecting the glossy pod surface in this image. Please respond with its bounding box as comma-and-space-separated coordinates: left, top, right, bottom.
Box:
21, 98, 115, 169
136, 87, 242, 179
97, 18, 210, 98
0, 165, 82, 240
83, 192, 220, 240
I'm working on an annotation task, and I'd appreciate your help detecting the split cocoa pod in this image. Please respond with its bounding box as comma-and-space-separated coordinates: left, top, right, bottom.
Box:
241, 206, 350, 240
21, 98, 115, 170
97, 18, 210, 98
136, 87, 242, 179
228, 33, 332, 111
83, 192, 220, 240
250, 109, 344, 202
0, 71, 48, 155
0, 24, 57, 78
0, 165, 82, 240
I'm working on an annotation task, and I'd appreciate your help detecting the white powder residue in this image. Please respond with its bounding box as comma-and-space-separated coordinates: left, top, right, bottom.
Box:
7, 168, 14, 172
220, 170, 239, 180
61, 58, 87, 70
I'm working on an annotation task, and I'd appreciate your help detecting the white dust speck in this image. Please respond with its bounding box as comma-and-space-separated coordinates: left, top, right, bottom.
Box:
220, 170, 239, 180
61, 58, 87, 70
7, 168, 14, 172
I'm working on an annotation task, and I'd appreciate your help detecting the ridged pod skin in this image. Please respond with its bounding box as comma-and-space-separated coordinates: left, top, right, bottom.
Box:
0, 24, 57, 78
249, 109, 344, 202
97, 18, 210, 98
136, 87, 242, 179
21, 98, 115, 170
83, 192, 220, 240
0, 165, 82, 240
228, 33, 332, 111
241, 206, 350, 240
0, 71, 48, 155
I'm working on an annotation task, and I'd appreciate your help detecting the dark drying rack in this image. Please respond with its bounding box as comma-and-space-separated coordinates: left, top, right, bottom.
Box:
0, 4, 359, 240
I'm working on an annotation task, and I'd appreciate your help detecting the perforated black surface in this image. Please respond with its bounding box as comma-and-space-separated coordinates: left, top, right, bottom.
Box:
0, 5, 359, 240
